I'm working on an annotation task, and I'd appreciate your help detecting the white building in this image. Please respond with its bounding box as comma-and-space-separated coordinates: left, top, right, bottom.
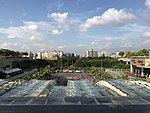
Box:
130, 56, 150, 77
36, 51, 64, 60
57, 51, 63, 58
98, 51, 109, 57
118, 58, 130, 64
85, 49, 98, 58
110, 52, 121, 58
36, 52, 42, 59
115, 52, 121, 58
22, 51, 34, 59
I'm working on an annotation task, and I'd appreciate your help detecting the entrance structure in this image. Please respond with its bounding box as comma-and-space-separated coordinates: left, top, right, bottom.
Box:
130, 56, 150, 77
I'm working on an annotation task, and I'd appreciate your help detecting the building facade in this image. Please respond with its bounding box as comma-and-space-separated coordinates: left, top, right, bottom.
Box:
36, 51, 64, 60
36, 52, 42, 59
130, 56, 150, 77
98, 51, 109, 57
0, 57, 12, 71
85, 49, 98, 58
22, 51, 34, 59
118, 58, 130, 64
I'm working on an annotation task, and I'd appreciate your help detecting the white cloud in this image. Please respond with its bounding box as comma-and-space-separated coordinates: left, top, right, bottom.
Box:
0, 21, 65, 41
7, 35, 16, 38
104, 36, 126, 42
48, 12, 68, 24
87, 35, 133, 51
91, 40, 99, 45
22, 44, 30, 50
143, 40, 150, 44
29, 35, 42, 42
77, 44, 84, 47
47, 2, 64, 12
27, 24, 38, 31
57, 45, 66, 49
0, 42, 11, 48
0, 21, 50, 40
80, 8, 136, 31
121, 42, 133, 48
0, 42, 17, 49
121, 24, 150, 32
30, 36, 36, 41
144, 11, 150, 21
91, 42, 96, 45
121, 24, 150, 40
145, 0, 150, 9
142, 31, 150, 37
13, 43, 17, 46
51, 29, 63, 35
0, 21, 57, 52
22, 21, 55, 32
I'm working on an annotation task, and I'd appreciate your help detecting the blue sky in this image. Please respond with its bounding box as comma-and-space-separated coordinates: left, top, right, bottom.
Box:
0, 0, 150, 55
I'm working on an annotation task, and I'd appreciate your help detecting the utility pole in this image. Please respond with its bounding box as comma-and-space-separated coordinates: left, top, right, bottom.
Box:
67, 56, 69, 69
101, 59, 103, 70
92, 49, 94, 58
149, 51, 150, 59
60, 58, 62, 71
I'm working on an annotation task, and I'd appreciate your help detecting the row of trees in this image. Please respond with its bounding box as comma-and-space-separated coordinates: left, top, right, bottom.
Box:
22, 65, 52, 80
85, 67, 113, 82
12, 59, 49, 69
32, 65, 52, 80
84, 67, 128, 83
74, 57, 130, 69
0, 48, 28, 57
13, 57, 129, 70
119, 49, 150, 57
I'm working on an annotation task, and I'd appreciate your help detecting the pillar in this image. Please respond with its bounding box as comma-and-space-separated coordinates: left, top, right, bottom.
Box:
130, 64, 133, 73
141, 68, 144, 76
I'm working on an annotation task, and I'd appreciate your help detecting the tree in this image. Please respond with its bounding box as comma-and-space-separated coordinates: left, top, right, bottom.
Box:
136, 49, 149, 56
102, 53, 105, 58
21, 52, 28, 56
16, 51, 21, 57
125, 51, 135, 57
0, 48, 28, 57
119, 52, 125, 57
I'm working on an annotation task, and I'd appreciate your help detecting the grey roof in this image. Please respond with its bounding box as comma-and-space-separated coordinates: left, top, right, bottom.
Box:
2, 79, 55, 97
108, 79, 150, 96
3, 68, 22, 74
66, 79, 101, 97
0, 96, 150, 105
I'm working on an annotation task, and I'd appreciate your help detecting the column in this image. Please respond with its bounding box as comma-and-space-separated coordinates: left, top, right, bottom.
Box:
130, 64, 133, 73
141, 67, 144, 76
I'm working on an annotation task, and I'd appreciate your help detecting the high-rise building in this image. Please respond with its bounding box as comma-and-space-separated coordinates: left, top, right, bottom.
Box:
41, 51, 58, 60
22, 51, 34, 59
85, 49, 98, 58
98, 51, 109, 57
36, 51, 64, 60
36, 52, 42, 59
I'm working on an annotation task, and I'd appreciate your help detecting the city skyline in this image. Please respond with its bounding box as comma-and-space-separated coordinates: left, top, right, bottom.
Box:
0, 0, 150, 55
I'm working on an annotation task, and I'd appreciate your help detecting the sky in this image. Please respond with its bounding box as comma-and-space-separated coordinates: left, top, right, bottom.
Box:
0, 0, 150, 55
